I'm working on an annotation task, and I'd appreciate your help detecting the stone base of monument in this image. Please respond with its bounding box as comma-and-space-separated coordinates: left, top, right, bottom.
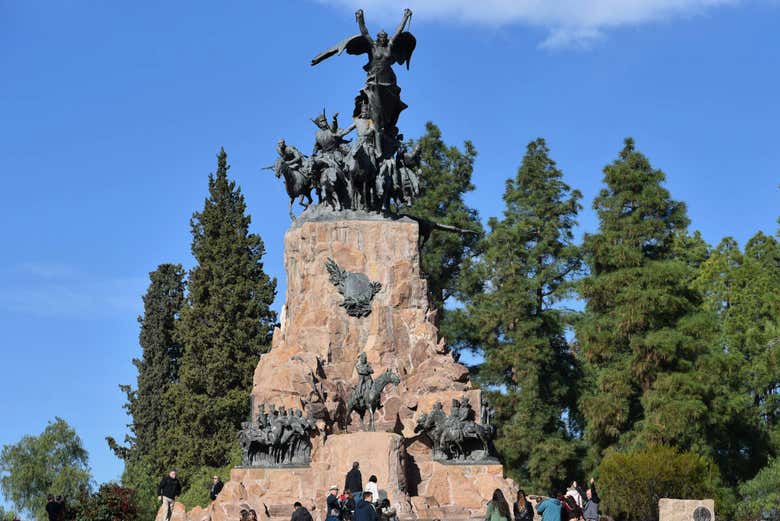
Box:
156, 433, 516, 521
155, 216, 520, 521
410, 462, 514, 520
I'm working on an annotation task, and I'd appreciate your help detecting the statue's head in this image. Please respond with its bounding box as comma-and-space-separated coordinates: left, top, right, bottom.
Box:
433, 401, 443, 410
312, 109, 328, 129
277, 139, 286, 152
359, 352, 367, 362
377, 30, 389, 46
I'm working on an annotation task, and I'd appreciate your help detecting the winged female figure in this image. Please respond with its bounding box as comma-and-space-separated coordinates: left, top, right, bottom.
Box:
311, 9, 416, 135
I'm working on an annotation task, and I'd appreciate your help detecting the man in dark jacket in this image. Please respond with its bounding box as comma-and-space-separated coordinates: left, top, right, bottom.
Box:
326, 485, 342, 521
158, 470, 182, 521
344, 462, 363, 502
210, 475, 224, 501
353, 491, 379, 521
291, 501, 314, 521
45, 495, 59, 521
583, 478, 600, 521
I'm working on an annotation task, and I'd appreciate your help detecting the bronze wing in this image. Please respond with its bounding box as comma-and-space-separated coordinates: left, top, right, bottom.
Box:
392, 32, 416, 69
311, 34, 372, 66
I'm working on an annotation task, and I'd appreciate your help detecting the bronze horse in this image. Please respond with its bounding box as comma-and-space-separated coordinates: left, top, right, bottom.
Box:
346, 369, 400, 431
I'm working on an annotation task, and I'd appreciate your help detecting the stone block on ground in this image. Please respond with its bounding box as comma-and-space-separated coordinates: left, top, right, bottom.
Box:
658, 499, 715, 521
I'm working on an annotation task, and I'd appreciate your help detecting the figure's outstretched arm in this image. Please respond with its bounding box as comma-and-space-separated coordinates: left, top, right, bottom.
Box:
356, 9, 372, 43
338, 123, 357, 138
391, 9, 412, 43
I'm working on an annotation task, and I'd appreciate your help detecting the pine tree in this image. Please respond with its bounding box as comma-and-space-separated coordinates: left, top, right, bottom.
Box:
461, 139, 583, 492
694, 233, 780, 482
576, 138, 708, 459
406, 123, 482, 331
173, 148, 277, 469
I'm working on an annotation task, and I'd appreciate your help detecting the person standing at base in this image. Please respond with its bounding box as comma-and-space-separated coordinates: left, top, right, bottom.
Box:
514, 490, 533, 521
210, 475, 224, 501
365, 475, 379, 505
582, 478, 600, 521
45, 495, 58, 521
157, 470, 182, 521
341, 488, 356, 521
291, 501, 314, 521
485, 489, 511, 521
354, 491, 379, 521
531, 493, 563, 521
378, 498, 398, 521
345, 462, 363, 502
327, 485, 342, 521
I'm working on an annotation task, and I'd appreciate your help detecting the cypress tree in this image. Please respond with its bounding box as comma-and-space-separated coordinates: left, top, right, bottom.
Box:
462, 139, 583, 492
173, 148, 277, 470
120, 264, 185, 458
107, 264, 185, 516
406, 123, 482, 330
576, 138, 707, 458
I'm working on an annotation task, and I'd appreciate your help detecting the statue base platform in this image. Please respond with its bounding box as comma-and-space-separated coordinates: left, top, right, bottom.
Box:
156, 217, 518, 521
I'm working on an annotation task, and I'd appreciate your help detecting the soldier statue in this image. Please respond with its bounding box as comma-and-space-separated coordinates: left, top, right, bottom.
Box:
354, 352, 374, 398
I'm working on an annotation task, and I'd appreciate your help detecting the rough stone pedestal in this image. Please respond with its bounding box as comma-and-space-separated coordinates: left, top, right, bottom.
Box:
158, 213, 517, 521
411, 462, 514, 520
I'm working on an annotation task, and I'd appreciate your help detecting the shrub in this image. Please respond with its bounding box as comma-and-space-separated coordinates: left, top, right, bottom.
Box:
73, 483, 141, 521
737, 458, 780, 521
596, 445, 717, 521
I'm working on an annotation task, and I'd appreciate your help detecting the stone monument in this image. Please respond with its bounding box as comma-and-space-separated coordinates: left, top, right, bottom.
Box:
157, 9, 515, 521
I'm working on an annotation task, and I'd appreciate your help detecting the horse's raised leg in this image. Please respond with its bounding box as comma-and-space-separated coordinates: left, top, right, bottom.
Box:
289, 198, 295, 220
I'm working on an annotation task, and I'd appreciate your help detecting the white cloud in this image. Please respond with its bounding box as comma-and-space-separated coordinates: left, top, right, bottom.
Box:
315, 0, 740, 48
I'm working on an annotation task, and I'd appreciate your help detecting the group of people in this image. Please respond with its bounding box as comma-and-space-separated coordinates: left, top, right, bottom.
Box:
157, 470, 225, 521
161, 465, 599, 521
45, 494, 67, 521
486, 479, 600, 521
273, 461, 395, 521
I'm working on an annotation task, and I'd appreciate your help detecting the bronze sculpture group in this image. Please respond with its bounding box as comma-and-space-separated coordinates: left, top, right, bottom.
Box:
267, 9, 422, 218
238, 404, 317, 467
415, 398, 496, 463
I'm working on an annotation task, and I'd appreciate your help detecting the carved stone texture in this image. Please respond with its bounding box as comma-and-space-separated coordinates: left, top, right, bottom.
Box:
325, 258, 382, 317
250, 217, 475, 436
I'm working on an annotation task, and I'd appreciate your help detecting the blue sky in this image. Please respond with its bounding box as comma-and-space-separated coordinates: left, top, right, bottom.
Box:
1, 0, 778, 507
